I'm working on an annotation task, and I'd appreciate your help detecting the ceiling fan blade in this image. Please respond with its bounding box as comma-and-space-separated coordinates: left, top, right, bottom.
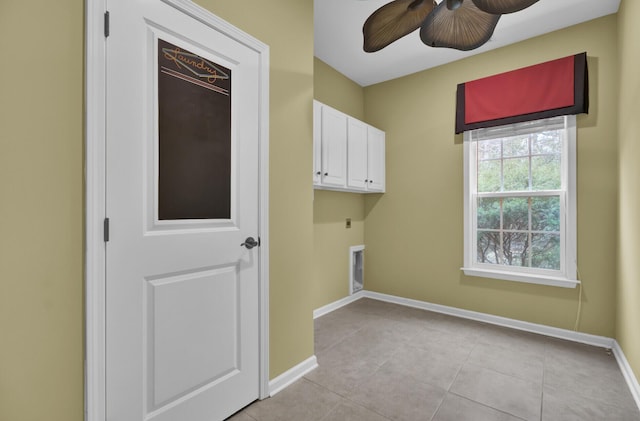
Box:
420, 0, 500, 51
363, 0, 437, 53
471, 0, 539, 14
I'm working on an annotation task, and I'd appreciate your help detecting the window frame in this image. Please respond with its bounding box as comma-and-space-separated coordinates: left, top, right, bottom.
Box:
462, 115, 578, 288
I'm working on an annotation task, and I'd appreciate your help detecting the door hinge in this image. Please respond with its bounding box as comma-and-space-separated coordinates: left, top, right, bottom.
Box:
104, 218, 110, 242
104, 11, 110, 38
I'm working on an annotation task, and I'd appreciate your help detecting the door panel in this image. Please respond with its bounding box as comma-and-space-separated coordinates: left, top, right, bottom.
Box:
367, 127, 385, 192
320, 106, 347, 187
313, 100, 322, 185
147, 266, 239, 409
105, 1, 261, 420
347, 118, 368, 190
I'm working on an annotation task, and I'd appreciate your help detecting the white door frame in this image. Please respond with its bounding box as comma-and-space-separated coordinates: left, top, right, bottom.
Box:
84, 1, 270, 419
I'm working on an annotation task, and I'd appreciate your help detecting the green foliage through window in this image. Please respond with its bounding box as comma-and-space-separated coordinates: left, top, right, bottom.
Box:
474, 128, 563, 271
476, 196, 560, 270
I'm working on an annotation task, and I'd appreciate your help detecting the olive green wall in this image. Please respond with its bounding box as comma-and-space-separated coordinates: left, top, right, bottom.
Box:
312, 190, 365, 309
312, 58, 366, 310
617, 0, 640, 382
314, 58, 365, 120
196, 0, 315, 380
363, 15, 619, 337
0, 1, 85, 420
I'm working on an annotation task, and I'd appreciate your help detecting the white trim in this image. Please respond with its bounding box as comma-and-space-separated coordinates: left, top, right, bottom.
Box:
565, 115, 578, 281
362, 290, 612, 348
463, 116, 577, 288
85, 0, 270, 418
463, 131, 472, 280
268, 356, 318, 397
612, 341, 640, 412
257, 55, 271, 401
313, 290, 366, 319
85, 0, 107, 419
461, 267, 579, 289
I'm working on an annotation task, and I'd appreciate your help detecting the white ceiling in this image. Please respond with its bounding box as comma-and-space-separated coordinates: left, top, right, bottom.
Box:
315, 0, 621, 86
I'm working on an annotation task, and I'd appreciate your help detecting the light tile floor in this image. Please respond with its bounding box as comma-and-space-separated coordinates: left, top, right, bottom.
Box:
229, 298, 640, 421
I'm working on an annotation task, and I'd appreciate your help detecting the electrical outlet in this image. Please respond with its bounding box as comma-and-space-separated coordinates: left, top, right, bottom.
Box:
346, 218, 352, 228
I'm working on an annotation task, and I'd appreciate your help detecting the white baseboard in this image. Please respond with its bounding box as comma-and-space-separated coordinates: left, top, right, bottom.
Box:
313, 290, 366, 319
268, 355, 318, 397
362, 291, 614, 348
312, 290, 640, 411
612, 340, 640, 411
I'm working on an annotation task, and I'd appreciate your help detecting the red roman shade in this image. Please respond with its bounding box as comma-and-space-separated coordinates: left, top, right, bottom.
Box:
455, 52, 588, 134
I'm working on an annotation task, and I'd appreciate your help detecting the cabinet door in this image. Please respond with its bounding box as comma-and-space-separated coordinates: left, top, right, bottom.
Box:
313, 101, 322, 185
367, 126, 385, 192
347, 118, 368, 190
320, 105, 348, 187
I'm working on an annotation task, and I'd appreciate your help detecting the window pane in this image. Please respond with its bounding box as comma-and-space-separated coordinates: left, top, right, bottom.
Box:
478, 160, 501, 192
502, 232, 529, 267
478, 138, 501, 160
503, 136, 529, 157
532, 132, 561, 155
477, 231, 501, 264
531, 233, 561, 270
477, 198, 500, 229
531, 155, 561, 190
503, 157, 529, 191
502, 197, 529, 230
531, 196, 560, 232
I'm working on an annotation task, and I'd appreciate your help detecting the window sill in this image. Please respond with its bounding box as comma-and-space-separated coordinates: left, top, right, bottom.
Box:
461, 267, 579, 289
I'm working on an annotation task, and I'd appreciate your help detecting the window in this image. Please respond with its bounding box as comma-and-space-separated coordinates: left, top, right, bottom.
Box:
462, 116, 578, 288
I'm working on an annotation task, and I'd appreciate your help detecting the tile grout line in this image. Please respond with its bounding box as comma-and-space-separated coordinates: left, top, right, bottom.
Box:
313, 389, 344, 421
310, 310, 401, 421
446, 392, 529, 421
316, 323, 368, 356
540, 338, 549, 421
444, 330, 480, 393
308, 348, 398, 419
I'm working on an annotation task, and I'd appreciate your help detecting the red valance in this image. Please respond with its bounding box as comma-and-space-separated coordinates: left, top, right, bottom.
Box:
455, 52, 588, 134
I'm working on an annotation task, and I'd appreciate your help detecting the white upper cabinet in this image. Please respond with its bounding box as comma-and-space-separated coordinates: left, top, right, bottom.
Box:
313, 100, 385, 193
347, 118, 368, 190
313, 100, 323, 185
366, 126, 385, 192
315, 101, 348, 188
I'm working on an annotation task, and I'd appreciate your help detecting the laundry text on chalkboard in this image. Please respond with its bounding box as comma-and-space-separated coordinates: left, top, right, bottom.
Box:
160, 42, 230, 96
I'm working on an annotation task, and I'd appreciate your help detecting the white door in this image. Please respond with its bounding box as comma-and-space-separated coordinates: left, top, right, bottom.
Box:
367, 127, 386, 192
105, 1, 264, 420
347, 118, 368, 190
320, 105, 348, 188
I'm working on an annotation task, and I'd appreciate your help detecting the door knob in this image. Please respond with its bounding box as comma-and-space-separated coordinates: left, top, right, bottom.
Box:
241, 236, 260, 249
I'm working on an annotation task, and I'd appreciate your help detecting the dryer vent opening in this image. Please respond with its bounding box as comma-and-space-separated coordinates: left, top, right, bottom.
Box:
350, 245, 365, 295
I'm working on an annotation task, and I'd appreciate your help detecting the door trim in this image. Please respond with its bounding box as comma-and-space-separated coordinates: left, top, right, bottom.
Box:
84, 1, 270, 419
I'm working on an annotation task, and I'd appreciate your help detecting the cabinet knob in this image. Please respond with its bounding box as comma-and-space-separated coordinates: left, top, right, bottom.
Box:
365, 179, 368, 182
369, 180, 373, 183
315, 171, 321, 175
324, 172, 328, 176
